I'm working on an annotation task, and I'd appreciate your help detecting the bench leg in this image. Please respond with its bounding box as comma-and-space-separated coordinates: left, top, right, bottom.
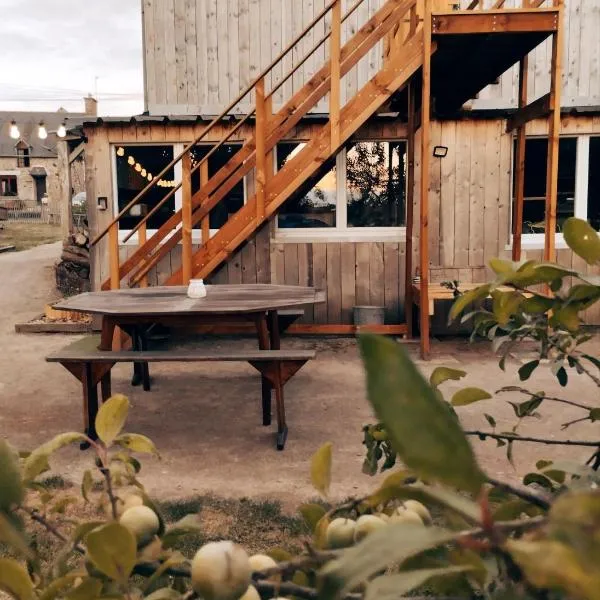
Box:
81, 363, 99, 449
256, 313, 272, 426
100, 370, 112, 401
131, 328, 152, 391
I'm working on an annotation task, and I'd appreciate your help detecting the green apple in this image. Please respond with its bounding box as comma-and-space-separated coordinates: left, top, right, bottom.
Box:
326, 518, 356, 549
390, 507, 423, 526
354, 515, 386, 543
402, 500, 432, 525
239, 585, 261, 600
119, 505, 160, 545
191, 541, 251, 600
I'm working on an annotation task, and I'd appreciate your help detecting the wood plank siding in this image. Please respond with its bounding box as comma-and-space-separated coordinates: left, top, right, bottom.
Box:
85, 113, 600, 327
142, 0, 599, 116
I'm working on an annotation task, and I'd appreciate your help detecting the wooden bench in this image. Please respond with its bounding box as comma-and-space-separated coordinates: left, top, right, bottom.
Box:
46, 336, 315, 450
128, 308, 305, 391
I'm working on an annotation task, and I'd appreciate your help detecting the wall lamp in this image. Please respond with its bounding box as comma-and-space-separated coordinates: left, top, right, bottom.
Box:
433, 145, 448, 158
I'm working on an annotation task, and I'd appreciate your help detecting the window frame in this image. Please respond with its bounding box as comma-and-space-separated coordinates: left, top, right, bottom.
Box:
16, 146, 30, 168
274, 138, 408, 243
508, 134, 588, 250
0, 173, 18, 196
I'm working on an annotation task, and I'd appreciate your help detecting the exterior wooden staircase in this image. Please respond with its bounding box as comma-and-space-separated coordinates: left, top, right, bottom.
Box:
91, 0, 562, 295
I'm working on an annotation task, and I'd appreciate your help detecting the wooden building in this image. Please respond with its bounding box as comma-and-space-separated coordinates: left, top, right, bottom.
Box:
80, 0, 600, 356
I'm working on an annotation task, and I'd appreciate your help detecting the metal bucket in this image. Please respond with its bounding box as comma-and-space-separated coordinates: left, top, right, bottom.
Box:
353, 305, 385, 326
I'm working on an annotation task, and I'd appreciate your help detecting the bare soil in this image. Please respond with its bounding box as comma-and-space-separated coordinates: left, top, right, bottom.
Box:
1, 242, 599, 510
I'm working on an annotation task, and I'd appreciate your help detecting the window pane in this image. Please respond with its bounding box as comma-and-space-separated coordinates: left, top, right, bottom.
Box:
276, 142, 337, 228
346, 141, 406, 227
116, 145, 175, 230
513, 138, 577, 234
588, 137, 600, 231
0, 176, 18, 196
191, 144, 244, 229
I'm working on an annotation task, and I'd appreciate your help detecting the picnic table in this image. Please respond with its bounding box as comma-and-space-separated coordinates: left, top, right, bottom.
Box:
51, 284, 325, 449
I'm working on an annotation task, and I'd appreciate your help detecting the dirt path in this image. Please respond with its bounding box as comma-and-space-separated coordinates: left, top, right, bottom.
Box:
1, 244, 599, 509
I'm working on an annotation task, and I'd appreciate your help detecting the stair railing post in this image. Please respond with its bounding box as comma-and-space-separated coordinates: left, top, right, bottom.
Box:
182, 151, 193, 284
256, 77, 267, 221
108, 222, 120, 290
200, 161, 210, 245
138, 203, 149, 288
330, 0, 341, 152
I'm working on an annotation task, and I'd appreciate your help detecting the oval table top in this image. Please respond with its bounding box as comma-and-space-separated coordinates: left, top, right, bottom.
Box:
53, 284, 326, 316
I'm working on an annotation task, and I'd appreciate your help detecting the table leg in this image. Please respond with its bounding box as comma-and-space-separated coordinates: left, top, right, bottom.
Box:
99, 317, 117, 351
100, 370, 112, 401
255, 312, 272, 426
138, 328, 151, 392
82, 363, 99, 446
267, 310, 281, 350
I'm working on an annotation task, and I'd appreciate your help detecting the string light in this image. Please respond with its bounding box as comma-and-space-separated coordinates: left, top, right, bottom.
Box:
57, 123, 67, 138
38, 122, 48, 140
141, 168, 147, 178
120, 150, 174, 187
116, 147, 125, 157
127, 155, 135, 166
135, 163, 142, 172
147, 172, 153, 181
9, 121, 20, 139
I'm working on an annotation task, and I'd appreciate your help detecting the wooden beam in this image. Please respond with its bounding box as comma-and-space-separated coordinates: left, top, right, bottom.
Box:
108, 222, 120, 290
330, 0, 341, 151
182, 151, 193, 284
506, 92, 550, 132
200, 161, 210, 245
57, 141, 72, 239
544, 4, 564, 262
138, 219, 148, 288
419, 0, 432, 360
68, 142, 85, 164
513, 56, 528, 262
183, 323, 408, 336
405, 81, 416, 338
431, 10, 559, 35
255, 77, 267, 220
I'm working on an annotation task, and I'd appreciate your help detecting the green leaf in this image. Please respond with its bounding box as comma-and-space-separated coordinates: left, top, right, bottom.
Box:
507, 539, 600, 600
0, 513, 33, 560
319, 525, 458, 597
509, 396, 544, 418
518, 360, 539, 381
161, 514, 202, 549
563, 217, 600, 264
551, 305, 580, 332
451, 387, 492, 407
484, 414, 496, 428
492, 290, 523, 325
556, 366, 568, 387
85, 522, 136, 583
0, 557, 34, 600
449, 285, 491, 322
489, 258, 515, 275
72, 522, 105, 545
0, 440, 24, 511
95, 395, 129, 446
429, 367, 467, 389
299, 503, 327, 533
114, 433, 159, 456
310, 442, 332, 498
81, 470, 93, 503
23, 433, 87, 482
523, 473, 554, 490
365, 566, 471, 600
64, 577, 103, 600
590, 409, 600, 422
313, 515, 330, 550
359, 335, 485, 493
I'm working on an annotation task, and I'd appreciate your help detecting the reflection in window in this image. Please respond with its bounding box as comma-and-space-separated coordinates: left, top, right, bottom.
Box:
116, 145, 175, 230
346, 141, 406, 227
0, 175, 18, 196
512, 138, 577, 234
588, 137, 600, 231
276, 142, 337, 228
191, 144, 244, 229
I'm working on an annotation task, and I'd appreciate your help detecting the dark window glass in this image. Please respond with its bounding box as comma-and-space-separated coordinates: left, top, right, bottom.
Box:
276, 142, 336, 228
191, 144, 244, 229
116, 145, 175, 230
512, 137, 577, 234
0, 175, 18, 196
588, 137, 600, 231
346, 141, 406, 227
16, 147, 30, 168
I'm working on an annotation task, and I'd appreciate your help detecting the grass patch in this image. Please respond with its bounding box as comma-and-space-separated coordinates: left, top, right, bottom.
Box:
0, 222, 61, 251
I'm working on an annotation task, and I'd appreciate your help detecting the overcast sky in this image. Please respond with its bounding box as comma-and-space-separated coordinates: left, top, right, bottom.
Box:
0, 0, 145, 116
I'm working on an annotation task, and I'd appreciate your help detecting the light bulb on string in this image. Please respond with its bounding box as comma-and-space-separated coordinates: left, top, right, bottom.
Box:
38, 122, 48, 140
141, 168, 147, 177
128, 156, 135, 166
147, 173, 153, 181
9, 121, 20, 140
135, 163, 142, 172
116, 147, 125, 157
57, 123, 67, 138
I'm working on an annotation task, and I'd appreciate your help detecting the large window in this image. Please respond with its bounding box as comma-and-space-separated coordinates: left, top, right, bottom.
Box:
115, 145, 175, 231
0, 175, 17, 196
511, 135, 600, 243
276, 140, 406, 237
191, 144, 245, 230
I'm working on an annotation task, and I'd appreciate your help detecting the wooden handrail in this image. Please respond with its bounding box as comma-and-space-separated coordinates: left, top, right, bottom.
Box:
91, 0, 355, 247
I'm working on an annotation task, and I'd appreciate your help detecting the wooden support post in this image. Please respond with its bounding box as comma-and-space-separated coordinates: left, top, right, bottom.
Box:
544, 5, 563, 262
200, 161, 210, 244
256, 77, 267, 221
330, 0, 341, 152
108, 222, 120, 290
513, 56, 528, 262
405, 81, 416, 338
419, 0, 432, 359
138, 219, 148, 288
182, 152, 193, 284
57, 140, 73, 240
